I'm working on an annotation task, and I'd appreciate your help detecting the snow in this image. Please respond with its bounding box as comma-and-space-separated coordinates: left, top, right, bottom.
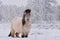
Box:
0, 23, 60, 40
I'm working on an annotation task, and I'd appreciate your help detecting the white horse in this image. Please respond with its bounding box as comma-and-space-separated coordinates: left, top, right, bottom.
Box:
8, 9, 31, 38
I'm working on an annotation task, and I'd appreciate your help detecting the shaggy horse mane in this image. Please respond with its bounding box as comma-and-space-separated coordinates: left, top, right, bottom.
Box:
22, 14, 25, 26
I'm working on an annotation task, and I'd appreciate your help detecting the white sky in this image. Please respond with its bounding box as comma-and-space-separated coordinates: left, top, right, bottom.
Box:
1, 0, 28, 7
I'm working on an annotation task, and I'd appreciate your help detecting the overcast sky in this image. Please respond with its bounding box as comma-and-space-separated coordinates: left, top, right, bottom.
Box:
1, 0, 28, 7
1, 0, 60, 7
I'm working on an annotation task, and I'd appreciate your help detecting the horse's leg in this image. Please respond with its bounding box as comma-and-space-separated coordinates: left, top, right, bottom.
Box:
21, 33, 25, 38
15, 32, 20, 38
8, 32, 11, 37
8, 29, 15, 37
21, 32, 28, 38
24, 32, 28, 38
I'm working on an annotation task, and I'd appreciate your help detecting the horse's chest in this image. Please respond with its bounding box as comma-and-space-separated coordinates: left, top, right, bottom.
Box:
22, 23, 31, 32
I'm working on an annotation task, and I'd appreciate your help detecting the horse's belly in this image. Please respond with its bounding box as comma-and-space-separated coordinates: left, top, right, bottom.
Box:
11, 17, 22, 33
13, 25, 22, 33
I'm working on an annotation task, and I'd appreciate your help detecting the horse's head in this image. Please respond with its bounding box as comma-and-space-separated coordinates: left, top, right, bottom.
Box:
22, 9, 31, 26
24, 9, 31, 22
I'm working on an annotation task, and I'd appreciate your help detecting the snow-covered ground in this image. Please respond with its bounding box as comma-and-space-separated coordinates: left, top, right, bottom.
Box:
0, 23, 60, 40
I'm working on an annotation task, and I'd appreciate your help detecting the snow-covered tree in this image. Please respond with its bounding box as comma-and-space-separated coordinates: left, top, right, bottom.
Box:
27, 0, 57, 23
0, 1, 2, 21
44, 0, 57, 23
27, 0, 45, 23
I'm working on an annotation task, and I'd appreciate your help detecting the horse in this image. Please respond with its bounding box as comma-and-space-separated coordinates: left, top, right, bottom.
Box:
8, 9, 31, 38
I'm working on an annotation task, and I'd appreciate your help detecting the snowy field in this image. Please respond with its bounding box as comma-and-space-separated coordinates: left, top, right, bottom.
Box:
0, 23, 60, 40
